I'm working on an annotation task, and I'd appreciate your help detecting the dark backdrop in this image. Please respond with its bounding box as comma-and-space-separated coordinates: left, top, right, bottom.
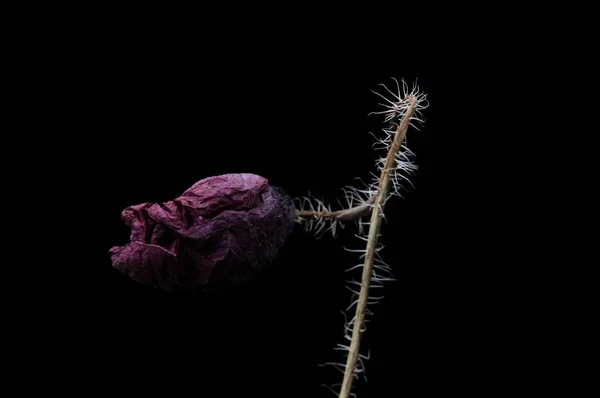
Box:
68, 47, 459, 396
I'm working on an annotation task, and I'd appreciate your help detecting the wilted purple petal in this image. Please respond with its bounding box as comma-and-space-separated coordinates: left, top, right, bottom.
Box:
109, 173, 296, 290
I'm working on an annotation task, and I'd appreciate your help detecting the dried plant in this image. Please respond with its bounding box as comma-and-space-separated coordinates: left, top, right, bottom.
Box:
294, 77, 429, 398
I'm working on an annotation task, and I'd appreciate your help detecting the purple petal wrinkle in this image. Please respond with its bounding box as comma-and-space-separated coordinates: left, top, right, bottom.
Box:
109, 173, 295, 290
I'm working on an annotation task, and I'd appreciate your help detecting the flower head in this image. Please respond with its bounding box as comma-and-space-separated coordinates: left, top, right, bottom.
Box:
109, 173, 296, 290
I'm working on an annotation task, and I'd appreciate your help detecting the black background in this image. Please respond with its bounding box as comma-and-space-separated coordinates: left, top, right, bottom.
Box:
20, 12, 580, 397
61, 40, 475, 396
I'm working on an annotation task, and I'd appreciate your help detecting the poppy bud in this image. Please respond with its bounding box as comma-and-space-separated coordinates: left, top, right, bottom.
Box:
109, 173, 296, 290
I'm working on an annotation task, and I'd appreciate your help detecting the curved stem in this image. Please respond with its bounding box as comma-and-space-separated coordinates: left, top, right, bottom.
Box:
295, 196, 376, 223
338, 96, 418, 398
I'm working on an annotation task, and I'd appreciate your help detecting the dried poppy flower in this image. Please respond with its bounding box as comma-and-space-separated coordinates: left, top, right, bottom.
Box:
109, 173, 296, 290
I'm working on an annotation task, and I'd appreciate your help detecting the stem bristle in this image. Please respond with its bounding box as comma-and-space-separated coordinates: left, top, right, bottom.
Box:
295, 78, 428, 397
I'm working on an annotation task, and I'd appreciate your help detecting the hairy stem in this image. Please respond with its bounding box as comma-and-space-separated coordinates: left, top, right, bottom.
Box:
295, 196, 376, 224
338, 96, 418, 398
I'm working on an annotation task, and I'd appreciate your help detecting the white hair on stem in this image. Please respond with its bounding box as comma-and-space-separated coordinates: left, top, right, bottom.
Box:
294, 78, 428, 397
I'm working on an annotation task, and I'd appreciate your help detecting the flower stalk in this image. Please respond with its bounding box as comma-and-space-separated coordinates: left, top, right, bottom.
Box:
295, 78, 428, 397
338, 96, 418, 398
